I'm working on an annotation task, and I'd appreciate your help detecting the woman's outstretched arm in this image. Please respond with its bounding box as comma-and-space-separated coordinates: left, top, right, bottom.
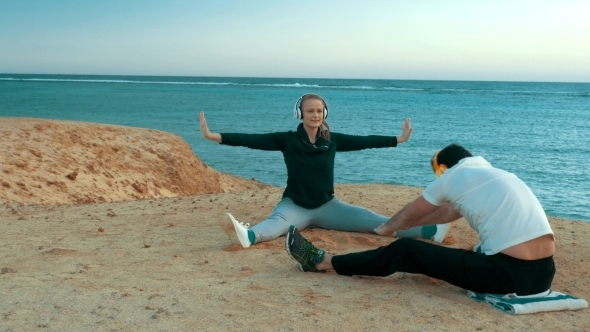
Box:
199, 111, 222, 143
335, 117, 413, 151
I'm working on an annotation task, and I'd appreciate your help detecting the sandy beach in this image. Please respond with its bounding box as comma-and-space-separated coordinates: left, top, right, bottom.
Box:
1, 118, 588, 331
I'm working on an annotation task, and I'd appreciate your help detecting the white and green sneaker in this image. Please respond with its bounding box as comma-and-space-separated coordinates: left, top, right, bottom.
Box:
222, 213, 251, 248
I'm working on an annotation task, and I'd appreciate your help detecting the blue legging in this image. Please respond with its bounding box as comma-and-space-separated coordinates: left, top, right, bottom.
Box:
251, 197, 389, 243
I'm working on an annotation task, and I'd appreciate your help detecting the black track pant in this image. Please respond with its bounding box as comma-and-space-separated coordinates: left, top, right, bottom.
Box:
331, 238, 555, 296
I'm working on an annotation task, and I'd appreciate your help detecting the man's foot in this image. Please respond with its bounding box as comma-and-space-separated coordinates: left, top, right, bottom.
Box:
222, 213, 251, 248
285, 226, 325, 272
433, 223, 451, 243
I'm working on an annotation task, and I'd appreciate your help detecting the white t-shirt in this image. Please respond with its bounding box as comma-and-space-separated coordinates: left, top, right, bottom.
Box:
422, 156, 553, 255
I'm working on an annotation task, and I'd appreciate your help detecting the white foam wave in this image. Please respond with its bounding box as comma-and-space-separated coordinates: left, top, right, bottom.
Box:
0, 77, 236, 86
438, 87, 584, 95
491, 89, 580, 94
252, 83, 321, 88
1, 77, 586, 95
384, 87, 425, 91
0, 77, 378, 90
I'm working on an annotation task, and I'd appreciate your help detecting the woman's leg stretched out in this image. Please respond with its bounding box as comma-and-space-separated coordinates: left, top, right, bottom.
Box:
242, 197, 437, 246
249, 198, 313, 243
311, 198, 437, 239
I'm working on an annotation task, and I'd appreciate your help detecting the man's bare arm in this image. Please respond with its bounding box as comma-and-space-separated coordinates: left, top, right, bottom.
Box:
413, 203, 462, 227
375, 196, 439, 236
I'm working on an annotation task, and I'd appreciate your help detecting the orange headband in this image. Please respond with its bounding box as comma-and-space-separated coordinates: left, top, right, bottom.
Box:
431, 150, 448, 178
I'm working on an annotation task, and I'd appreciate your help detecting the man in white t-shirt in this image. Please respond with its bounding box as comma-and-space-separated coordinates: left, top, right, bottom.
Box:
285, 144, 556, 296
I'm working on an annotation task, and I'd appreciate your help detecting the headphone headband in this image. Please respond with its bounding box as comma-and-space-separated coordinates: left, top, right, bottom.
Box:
293, 94, 328, 120
431, 150, 448, 178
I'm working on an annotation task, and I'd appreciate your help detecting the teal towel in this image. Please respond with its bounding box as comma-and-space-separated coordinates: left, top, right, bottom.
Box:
467, 289, 588, 314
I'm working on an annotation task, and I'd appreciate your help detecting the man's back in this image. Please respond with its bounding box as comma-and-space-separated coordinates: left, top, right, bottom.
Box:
423, 156, 553, 255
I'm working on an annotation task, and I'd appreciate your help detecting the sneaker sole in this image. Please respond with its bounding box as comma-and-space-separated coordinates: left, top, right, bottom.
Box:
222, 213, 250, 248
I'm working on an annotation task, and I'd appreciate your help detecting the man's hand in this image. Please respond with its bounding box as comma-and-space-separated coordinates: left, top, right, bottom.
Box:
375, 196, 440, 237
374, 222, 397, 237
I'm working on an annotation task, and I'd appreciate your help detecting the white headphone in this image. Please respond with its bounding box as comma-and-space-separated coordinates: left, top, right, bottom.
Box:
293, 94, 329, 120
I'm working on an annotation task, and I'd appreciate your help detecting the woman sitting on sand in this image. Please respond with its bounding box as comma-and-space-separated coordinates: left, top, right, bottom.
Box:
199, 93, 446, 248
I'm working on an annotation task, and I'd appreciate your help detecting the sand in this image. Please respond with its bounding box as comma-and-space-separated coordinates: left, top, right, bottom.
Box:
1, 118, 588, 331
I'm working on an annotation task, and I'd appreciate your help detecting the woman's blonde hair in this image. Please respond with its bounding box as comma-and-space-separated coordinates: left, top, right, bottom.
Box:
300, 94, 331, 141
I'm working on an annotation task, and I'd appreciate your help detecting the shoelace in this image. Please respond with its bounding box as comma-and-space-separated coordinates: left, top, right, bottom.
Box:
298, 238, 324, 268
307, 244, 324, 263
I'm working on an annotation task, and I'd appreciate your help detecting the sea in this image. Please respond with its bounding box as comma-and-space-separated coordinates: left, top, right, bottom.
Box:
1, 74, 589, 222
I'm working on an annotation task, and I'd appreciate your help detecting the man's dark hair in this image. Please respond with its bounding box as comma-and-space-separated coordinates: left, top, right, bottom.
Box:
437, 144, 473, 168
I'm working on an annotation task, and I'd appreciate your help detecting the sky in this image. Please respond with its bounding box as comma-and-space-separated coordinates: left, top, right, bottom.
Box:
1, 0, 589, 82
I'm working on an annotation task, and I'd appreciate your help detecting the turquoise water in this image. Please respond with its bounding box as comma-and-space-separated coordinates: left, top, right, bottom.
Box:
1, 74, 589, 221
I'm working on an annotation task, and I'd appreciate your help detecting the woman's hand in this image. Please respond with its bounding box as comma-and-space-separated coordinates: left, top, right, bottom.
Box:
199, 111, 222, 143
397, 117, 412, 144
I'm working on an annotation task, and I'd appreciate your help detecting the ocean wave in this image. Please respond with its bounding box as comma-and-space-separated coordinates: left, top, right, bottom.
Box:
0, 77, 355, 89
0, 77, 237, 86
384, 87, 424, 91
434, 87, 590, 95
260, 83, 376, 89
490, 89, 585, 95
0, 77, 405, 91
440, 88, 470, 92
252, 83, 321, 88
1, 77, 587, 96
